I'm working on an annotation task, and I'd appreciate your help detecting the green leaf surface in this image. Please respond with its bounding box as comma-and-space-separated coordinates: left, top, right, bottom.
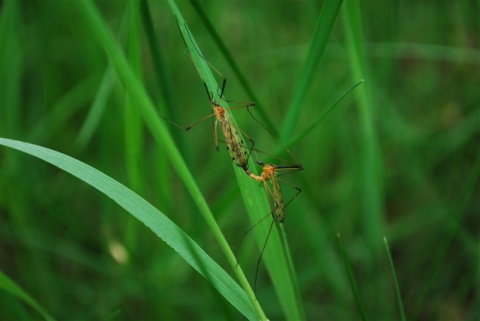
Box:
0, 270, 56, 321
384, 237, 407, 321
342, 0, 384, 253
167, 2, 306, 320
337, 233, 369, 321
281, 0, 344, 139
74, 0, 266, 319
0, 137, 255, 320
285, 79, 364, 150
187, 0, 277, 135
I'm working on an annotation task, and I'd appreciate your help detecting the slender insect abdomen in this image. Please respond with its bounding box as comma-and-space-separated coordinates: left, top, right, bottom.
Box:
243, 165, 263, 181
219, 116, 249, 167
271, 173, 285, 223
243, 163, 284, 222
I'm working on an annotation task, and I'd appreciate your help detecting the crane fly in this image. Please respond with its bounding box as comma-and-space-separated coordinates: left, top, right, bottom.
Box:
175, 17, 257, 167
240, 160, 304, 294
175, 16, 305, 294
185, 79, 257, 167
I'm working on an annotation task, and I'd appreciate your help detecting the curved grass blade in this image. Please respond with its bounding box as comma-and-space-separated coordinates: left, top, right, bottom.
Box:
281, 0, 344, 139
187, 0, 276, 136
283, 79, 364, 151
75, 65, 115, 150
0, 270, 56, 321
26, 75, 98, 145
139, 0, 178, 121
167, 2, 305, 320
337, 233, 369, 321
384, 237, 407, 321
0, 137, 256, 320
413, 156, 480, 318
342, 0, 384, 254
72, 1, 268, 319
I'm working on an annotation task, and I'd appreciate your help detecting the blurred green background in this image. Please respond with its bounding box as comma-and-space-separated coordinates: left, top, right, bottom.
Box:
1, 0, 478, 320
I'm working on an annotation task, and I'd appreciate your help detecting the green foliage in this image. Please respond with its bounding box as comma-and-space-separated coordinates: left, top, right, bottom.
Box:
0, 137, 256, 319
1, 0, 478, 320
0, 270, 55, 321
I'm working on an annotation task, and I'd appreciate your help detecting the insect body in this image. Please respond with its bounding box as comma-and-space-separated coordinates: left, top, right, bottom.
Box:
185, 80, 256, 167
175, 18, 256, 168
241, 160, 304, 293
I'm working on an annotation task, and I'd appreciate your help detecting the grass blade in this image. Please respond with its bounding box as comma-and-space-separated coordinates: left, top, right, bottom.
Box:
73, 1, 266, 318
337, 233, 369, 321
123, 0, 145, 248
413, 155, 480, 319
384, 237, 407, 321
0, 137, 256, 319
281, 0, 344, 139
167, 2, 305, 320
139, 0, 178, 121
284, 79, 364, 150
0, 270, 56, 321
187, 0, 277, 136
342, 0, 384, 253
74, 66, 115, 150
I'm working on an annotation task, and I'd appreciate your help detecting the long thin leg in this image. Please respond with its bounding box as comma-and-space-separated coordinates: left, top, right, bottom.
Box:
203, 82, 213, 101
254, 218, 275, 295
185, 83, 217, 136
218, 78, 227, 100
158, 115, 184, 130
213, 117, 219, 151
185, 113, 215, 131
234, 213, 271, 266
277, 177, 303, 212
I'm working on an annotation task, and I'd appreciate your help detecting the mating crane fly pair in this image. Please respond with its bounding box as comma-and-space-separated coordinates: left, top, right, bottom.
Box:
172, 18, 304, 294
